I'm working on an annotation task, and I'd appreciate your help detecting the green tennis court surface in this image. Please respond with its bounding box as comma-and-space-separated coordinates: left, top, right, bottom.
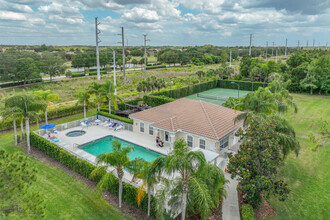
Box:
186, 88, 250, 106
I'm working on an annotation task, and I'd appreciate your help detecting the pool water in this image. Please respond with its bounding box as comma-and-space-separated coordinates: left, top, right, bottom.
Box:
66, 130, 86, 137
80, 136, 163, 162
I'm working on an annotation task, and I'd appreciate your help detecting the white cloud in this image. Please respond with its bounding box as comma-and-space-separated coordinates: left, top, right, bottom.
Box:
0, 11, 26, 20
122, 8, 160, 23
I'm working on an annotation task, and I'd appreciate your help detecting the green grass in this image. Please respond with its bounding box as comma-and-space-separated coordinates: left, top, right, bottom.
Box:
268, 94, 330, 219
0, 111, 132, 220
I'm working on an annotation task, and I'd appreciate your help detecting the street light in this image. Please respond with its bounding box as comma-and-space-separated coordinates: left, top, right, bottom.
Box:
246, 77, 254, 91
231, 82, 240, 98
169, 76, 176, 98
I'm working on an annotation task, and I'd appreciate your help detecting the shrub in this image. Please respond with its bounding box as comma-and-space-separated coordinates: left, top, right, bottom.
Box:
143, 95, 175, 107
241, 204, 255, 220
146, 65, 166, 70
99, 111, 133, 124
65, 71, 72, 78
30, 132, 156, 217
0, 79, 42, 88
117, 98, 143, 111
71, 72, 85, 78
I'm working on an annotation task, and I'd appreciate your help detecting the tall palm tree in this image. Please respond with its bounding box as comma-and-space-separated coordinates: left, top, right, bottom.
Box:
102, 80, 119, 114
76, 91, 90, 119
268, 78, 298, 118
5, 94, 46, 154
91, 140, 133, 208
89, 82, 104, 112
136, 159, 165, 217
34, 90, 59, 124
1, 106, 22, 145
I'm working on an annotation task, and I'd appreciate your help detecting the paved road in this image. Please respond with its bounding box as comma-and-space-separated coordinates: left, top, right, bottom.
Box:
222, 172, 240, 220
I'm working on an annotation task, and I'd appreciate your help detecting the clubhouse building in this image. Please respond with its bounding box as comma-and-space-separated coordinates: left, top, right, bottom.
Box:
129, 98, 243, 155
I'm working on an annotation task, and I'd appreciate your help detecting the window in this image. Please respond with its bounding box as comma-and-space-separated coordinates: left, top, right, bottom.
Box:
187, 135, 193, 147
149, 126, 153, 135
140, 122, 144, 133
210, 144, 214, 151
199, 139, 206, 149
220, 136, 229, 150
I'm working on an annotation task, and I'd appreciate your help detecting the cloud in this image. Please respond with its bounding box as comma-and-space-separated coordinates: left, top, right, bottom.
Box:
122, 8, 160, 23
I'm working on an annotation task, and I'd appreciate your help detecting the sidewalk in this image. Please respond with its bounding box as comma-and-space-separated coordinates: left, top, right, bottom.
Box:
222, 172, 240, 220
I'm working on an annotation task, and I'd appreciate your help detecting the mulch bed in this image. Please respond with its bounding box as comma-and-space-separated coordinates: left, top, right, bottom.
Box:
28, 144, 153, 220
238, 190, 276, 220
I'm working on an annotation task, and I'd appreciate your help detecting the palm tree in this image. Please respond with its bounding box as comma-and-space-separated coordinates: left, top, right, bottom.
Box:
136, 159, 164, 217
155, 77, 166, 91
76, 91, 90, 119
195, 71, 205, 83
1, 106, 22, 145
5, 94, 46, 154
91, 140, 133, 208
34, 90, 59, 124
102, 80, 119, 114
89, 82, 104, 112
268, 78, 298, 118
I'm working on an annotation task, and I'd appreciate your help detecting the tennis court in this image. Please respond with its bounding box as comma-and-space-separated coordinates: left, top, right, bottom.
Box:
186, 88, 250, 106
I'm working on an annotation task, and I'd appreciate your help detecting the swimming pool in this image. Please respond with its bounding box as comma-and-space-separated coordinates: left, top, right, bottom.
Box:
80, 136, 163, 162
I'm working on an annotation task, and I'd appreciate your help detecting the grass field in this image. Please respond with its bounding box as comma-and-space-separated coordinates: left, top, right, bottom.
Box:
186, 88, 250, 105
0, 111, 131, 220
268, 94, 330, 219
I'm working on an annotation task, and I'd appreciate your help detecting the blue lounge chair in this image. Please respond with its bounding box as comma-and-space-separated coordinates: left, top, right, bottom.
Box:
109, 122, 118, 129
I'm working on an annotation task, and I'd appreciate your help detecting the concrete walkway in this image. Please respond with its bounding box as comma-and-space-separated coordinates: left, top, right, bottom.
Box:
222, 172, 240, 220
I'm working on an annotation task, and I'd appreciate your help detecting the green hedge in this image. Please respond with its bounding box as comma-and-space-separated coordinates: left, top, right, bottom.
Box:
241, 204, 255, 220
143, 95, 175, 107
153, 80, 218, 99
71, 73, 85, 78
218, 80, 266, 91
99, 111, 133, 124
0, 105, 85, 132
146, 65, 166, 70
89, 70, 107, 76
117, 98, 143, 111
30, 133, 156, 217
0, 78, 42, 88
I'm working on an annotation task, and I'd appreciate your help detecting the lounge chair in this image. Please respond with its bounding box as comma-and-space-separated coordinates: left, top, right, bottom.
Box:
100, 119, 109, 126
114, 123, 124, 131
103, 121, 113, 127
109, 122, 118, 129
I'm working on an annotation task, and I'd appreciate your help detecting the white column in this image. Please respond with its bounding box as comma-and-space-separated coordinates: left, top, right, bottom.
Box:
169, 134, 176, 151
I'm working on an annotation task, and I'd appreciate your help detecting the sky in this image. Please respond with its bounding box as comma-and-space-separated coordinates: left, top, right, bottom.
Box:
0, 0, 329, 47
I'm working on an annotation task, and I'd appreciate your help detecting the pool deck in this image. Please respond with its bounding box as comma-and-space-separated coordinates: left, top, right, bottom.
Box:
48, 124, 171, 185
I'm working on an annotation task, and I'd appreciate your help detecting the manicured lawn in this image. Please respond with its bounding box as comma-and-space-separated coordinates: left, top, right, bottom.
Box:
268, 94, 330, 219
0, 111, 132, 220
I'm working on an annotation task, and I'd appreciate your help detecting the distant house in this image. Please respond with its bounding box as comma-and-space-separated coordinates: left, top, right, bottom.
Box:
129, 98, 243, 154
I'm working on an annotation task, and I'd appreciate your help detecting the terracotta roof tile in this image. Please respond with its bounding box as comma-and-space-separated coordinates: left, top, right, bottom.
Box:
130, 98, 243, 140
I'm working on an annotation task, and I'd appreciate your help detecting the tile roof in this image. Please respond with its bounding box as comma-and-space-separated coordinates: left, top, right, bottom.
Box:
130, 98, 243, 140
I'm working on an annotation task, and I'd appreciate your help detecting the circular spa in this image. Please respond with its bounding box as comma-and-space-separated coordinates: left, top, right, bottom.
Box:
66, 130, 86, 137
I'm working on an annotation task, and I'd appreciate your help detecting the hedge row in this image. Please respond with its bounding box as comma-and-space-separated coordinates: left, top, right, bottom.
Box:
117, 98, 143, 111
218, 80, 266, 91
0, 78, 42, 88
0, 105, 85, 132
146, 65, 166, 70
152, 80, 218, 99
71, 73, 86, 78
241, 204, 255, 220
89, 70, 107, 76
99, 110, 134, 124
143, 95, 175, 107
30, 132, 156, 217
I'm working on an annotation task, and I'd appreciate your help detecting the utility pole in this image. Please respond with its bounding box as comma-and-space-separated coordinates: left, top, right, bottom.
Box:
306, 40, 309, 48
285, 38, 288, 56
113, 51, 117, 95
275, 48, 278, 62
229, 50, 232, 67
126, 38, 128, 47
120, 27, 126, 84
326, 42, 328, 50
313, 39, 315, 47
265, 41, 268, 60
95, 17, 101, 80
143, 34, 150, 80
272, 42, 274, 57
297, 40, 300, 50
249, 34, 252, 56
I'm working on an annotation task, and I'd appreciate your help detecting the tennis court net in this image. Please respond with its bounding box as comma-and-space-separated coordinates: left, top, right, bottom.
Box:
196, 93, 228, 101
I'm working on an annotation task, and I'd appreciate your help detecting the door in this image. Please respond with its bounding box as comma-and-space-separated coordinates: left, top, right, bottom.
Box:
165, 131, 169, 142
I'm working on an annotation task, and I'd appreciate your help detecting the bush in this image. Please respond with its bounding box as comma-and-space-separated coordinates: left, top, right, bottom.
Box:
143, 95, 175, 107
65, 71, 72, 78
241, 204, 255, 220
99, 111, 133, 124
71, 72, 85, 78
30, 132, 156, 217
0, 78, 42, 88
218, 80, 266, 91
89, 70, 106, 76
146, 65, 166, 70
117, 98, 143, 111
